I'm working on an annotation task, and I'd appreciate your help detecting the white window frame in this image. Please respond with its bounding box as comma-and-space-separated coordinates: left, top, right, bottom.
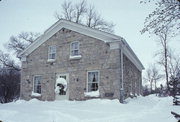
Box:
33, 75, 42, 94
48, 45, 56, 61
70, 41, 80, 56
86, 70, 100, 92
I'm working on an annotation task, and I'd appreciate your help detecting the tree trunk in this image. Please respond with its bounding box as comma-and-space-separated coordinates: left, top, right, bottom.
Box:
164, 40, 169, 91
154, 80, 157, 92
150, 80, 153, 93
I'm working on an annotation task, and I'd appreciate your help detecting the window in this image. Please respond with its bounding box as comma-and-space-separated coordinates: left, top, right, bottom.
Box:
33, 76, 42, 94
70, 42, 79, 56
48, 45, 56, 60
87, 71, 99, 92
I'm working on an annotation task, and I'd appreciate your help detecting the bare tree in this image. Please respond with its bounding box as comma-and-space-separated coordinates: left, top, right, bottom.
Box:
144, 64, 162, 93
55, 0, 87, 22
144, 68, 154, 93
55, 1, 75, 21
141, 0, 180, 92
86, 5, 95, 27
85, 4, 114, 33
168, 50, 180, 77
151, 65, 163, 91
155, 25, 174, 90
7, 32, 40, 57
74, 0, 87, 23
141, 0, 180, 35
55, 0, 114, 33
91, 14, 114, 33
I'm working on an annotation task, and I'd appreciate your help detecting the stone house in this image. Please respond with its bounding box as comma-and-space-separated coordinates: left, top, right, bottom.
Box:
18, 19, 144, 101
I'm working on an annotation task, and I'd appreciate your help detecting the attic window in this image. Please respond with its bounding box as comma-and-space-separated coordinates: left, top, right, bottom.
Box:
70, 41, 79, 56
48, 45, 56, 61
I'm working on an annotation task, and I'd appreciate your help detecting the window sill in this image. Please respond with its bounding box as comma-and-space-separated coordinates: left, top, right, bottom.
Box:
47, 59, 56, 62
69, 55, 82, 60
31, 92, 41, 97
84, 90, 100, 97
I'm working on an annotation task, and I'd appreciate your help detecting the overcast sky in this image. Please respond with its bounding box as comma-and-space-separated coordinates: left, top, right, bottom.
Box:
0, 0, 179, 82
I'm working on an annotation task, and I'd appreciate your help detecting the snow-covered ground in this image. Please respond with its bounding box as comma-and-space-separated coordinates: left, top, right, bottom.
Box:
0, 95, 179, 122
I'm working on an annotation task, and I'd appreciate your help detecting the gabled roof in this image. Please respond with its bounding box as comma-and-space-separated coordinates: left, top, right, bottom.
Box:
19, 19, 144, 70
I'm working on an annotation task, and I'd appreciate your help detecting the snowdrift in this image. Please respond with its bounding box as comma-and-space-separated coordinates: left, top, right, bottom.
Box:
0, 95, 179, 122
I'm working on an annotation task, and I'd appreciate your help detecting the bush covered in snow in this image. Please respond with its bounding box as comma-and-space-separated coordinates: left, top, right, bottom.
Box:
55, 78, 67, 95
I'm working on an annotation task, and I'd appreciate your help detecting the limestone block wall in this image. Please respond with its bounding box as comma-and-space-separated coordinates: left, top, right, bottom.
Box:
123, 55, 142, 98
20, 28, 121, 101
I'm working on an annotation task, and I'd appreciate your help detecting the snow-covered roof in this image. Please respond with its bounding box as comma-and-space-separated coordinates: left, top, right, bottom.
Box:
18, 19, 144, 71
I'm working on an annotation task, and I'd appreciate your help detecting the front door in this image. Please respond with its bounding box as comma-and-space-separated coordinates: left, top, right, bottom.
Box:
55, 73, 69, 100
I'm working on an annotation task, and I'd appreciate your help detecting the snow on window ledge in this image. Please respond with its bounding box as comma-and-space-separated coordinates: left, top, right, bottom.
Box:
31, 91, 41, 97
84, 90, 100, 97
47, 59, 56, 62
69, 55, 82, 60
